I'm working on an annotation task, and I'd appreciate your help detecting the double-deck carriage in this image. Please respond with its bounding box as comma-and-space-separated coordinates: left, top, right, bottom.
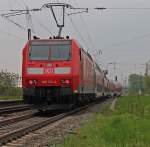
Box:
114, 82, 123, 97
94, 63, 105, 98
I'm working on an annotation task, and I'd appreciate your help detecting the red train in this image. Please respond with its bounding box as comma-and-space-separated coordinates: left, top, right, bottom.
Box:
22, 37, 122, 110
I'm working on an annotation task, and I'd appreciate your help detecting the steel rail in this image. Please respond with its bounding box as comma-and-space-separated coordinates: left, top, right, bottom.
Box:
0, 112, 37, 126
0, 104, 32, 114
0, 99, 23, 106
0, 103, 94, 145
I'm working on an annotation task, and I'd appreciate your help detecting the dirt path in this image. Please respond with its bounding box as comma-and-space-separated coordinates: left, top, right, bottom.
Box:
110, 98, 118, 111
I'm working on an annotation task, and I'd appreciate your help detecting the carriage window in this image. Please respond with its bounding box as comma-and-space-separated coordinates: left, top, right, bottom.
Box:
79, 50, 82, 61
29, 45, 49, 60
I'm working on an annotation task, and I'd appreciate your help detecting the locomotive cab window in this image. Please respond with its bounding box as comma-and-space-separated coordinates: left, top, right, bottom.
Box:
29, 45, 49, 60
29, 43, 71, 61
50, 45, 71, 61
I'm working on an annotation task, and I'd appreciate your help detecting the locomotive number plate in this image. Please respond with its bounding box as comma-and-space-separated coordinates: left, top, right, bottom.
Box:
44, 68, 54, 74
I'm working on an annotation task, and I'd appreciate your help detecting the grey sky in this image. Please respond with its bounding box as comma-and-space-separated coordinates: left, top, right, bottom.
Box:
0, 0, 150, 84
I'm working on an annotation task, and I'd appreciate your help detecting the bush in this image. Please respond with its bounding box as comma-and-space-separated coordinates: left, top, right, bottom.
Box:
0, 70, 22, 98
0, 86, 22, 97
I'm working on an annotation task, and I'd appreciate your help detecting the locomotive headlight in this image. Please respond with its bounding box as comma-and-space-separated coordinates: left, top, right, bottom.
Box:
29, 80, 34, 85
65, 80, 70, 84
29, 80, 37, 85
74, 90, 78, 93
60, 79, 71, 84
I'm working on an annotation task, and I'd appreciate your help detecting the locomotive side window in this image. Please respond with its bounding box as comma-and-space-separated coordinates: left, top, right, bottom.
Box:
29, 45, 49, 60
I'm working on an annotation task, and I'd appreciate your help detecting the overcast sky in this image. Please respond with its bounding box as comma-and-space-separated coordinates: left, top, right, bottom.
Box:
0, 0, 150, 84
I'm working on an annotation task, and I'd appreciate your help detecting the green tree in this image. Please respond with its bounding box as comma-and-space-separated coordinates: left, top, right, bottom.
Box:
0, 70, 21, 97
128, 74, 144, 94
144, 76, 150, 94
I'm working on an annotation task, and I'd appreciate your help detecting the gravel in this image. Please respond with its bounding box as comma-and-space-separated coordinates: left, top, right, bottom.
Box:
0, 109, 36, 120
5, 98, 113, 147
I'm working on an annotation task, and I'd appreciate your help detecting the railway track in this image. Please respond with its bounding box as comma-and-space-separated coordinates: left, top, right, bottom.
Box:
0, 102, 96, 146
0, 99, 23, 107
0, 104, 33, 115
0, 111, 37, 126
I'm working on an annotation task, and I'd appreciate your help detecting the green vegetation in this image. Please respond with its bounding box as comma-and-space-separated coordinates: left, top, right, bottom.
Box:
128, 74, 150, 94
0, 70, 22, 100
128, 74, 144, 94
0, 91, 22, 100
144, 76, 150, 94
59, 96, 150, 147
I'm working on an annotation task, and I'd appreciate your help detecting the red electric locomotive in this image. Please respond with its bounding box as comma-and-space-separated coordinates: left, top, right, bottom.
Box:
22, 37, 122, 110
22, 37, 102, 110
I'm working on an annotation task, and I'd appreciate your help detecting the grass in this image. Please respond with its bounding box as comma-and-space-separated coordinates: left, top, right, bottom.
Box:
58, 96, 150, 147
0, 87, 22, 100
0, 95, 22, 100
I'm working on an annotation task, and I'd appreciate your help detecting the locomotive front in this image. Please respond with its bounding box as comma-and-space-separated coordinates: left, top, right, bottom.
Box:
22, 39, 79, 109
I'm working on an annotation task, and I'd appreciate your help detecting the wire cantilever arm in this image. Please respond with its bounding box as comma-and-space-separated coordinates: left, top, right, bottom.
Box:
1, 8, 41, 18
41, 3, 73, 9
68, 9, 88, 16
2, 12, 27, 17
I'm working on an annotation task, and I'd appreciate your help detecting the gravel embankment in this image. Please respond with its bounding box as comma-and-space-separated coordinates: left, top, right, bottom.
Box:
6, 98, 113, 147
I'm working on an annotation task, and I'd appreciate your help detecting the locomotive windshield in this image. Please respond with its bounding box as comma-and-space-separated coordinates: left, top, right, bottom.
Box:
29, 44, 71, 61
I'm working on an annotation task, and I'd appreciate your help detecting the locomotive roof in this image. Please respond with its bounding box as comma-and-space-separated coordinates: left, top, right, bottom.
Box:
29, 39, 72, 45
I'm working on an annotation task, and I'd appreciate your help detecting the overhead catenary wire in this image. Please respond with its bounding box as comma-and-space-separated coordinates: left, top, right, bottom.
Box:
6, 0, 40, 36
14, 0, 37, 34
0, 27, 26, 40
2, 6, 150, 13
26, 10, 36, 34
103, 31, 150, 49
2, 15, 38, 36
3, 2, 150, 43
4, 1, 53, 36
73, 1, 96, 50
67, 16, 90, 51
70, 1, 103, 67
0, 2, 101, 49
32, 15, 52, 35
0, 9, 13, 12
19, 0, 28, 8
4, 17, 26, 31
14, 0, 25, 9
7, 0, 13, 10
98, 7, 150, 10
2, 4, 150, 18
0, 0, 26, 40
71, 0, 103, 65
